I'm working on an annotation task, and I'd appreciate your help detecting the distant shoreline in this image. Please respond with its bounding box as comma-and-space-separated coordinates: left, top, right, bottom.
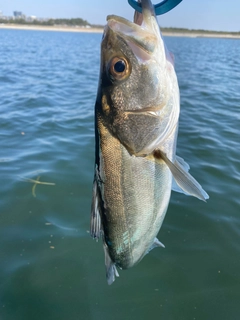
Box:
1, 24, 240, 39
0, 24, 103, 33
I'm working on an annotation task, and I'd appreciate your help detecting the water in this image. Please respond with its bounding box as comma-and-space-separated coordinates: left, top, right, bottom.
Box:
0, 28, 239, 320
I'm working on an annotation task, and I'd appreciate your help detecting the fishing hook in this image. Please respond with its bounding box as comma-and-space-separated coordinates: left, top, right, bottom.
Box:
128, 0, 183, 15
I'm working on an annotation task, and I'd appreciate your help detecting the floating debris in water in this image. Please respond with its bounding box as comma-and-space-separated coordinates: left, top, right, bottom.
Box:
20, 174, 55, 197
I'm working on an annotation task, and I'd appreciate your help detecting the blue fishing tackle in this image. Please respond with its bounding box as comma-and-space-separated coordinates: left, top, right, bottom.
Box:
128, 0, 182, 15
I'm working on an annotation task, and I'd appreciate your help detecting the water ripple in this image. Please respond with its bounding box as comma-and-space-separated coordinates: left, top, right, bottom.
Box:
0, 30, 240, 320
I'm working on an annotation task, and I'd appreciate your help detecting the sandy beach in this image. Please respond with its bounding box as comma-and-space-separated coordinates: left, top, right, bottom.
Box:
0, 24, 240, 39
161, 31, 240, 39
0, 24, 103, 33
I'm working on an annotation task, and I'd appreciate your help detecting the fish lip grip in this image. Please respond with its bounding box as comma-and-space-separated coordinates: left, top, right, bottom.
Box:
128, 0, 183, 15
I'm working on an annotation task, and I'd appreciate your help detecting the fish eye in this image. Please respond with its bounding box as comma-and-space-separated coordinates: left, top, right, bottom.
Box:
109, 57, 131, 81
114, 60, 126, 73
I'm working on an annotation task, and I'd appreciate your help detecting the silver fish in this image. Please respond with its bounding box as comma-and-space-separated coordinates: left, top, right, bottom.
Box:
91, 0, 208, 285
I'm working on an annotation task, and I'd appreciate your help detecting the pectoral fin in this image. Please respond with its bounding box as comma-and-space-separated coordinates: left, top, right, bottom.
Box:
155, 150, 209, 201
175, 155, 190, 171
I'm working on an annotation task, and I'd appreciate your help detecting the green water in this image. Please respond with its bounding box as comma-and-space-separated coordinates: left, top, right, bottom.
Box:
0, 29, 240, 320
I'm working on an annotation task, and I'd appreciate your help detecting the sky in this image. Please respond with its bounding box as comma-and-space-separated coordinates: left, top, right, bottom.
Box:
0, 0, 240, 32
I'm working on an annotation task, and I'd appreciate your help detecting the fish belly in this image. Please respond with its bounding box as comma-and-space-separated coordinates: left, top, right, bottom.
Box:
99, 120, 172, 269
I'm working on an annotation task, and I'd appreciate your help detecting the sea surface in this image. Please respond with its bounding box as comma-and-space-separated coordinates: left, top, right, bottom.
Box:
0, 28, 240, 320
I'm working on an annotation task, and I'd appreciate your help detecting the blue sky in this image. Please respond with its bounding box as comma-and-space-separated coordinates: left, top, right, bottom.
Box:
0, 0, 239, 32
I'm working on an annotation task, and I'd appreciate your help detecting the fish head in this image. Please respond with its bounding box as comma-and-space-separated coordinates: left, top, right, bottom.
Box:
97, 0, 179, 156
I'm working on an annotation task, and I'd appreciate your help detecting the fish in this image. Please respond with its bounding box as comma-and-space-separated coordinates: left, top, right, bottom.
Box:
90, 0, 209, 285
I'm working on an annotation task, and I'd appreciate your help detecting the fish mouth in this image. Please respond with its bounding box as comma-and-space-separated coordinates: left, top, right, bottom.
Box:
106, 0, 160, 61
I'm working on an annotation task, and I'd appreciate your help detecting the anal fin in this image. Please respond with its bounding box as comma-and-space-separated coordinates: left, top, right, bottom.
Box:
90, 170, 102, 240
103, 243, 119, 285
91, 168, 119, 285
147, 237, 165, 255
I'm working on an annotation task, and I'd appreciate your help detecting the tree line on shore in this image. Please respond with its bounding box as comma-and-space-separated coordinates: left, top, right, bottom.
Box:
162, 27, 240, 35
0, 17, 239, 35
0, 17, 95, 27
